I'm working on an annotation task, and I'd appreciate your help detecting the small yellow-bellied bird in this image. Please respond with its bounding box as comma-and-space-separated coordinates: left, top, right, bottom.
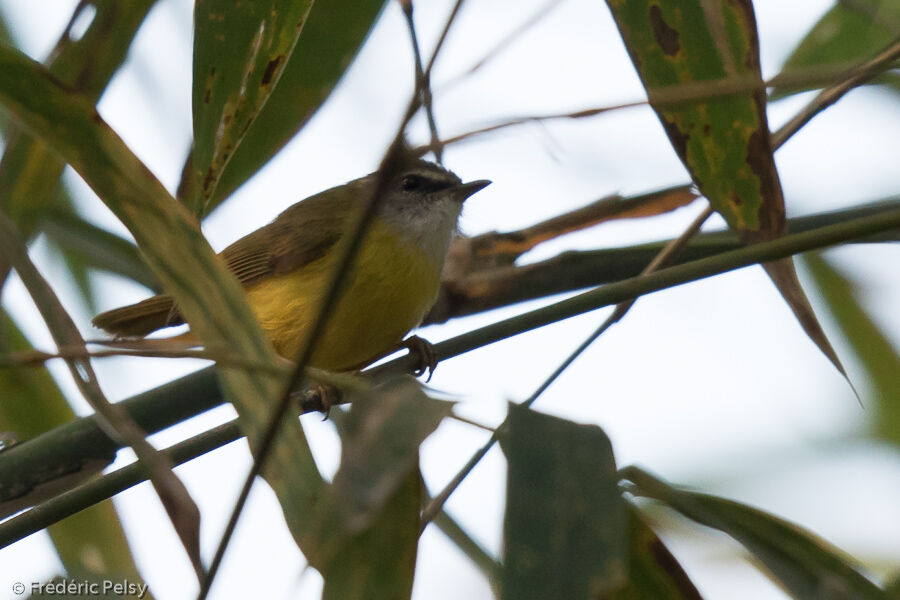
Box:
92, 160, 490, 371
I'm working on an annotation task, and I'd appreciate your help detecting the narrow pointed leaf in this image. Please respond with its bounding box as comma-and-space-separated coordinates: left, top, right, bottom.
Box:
207, 0, 386, 210
803, 253, 900, 444
772, 0, 900, 100
605, 0, 849, 382
42, 205, 160, 292
0, 210, 204, 577
622, 467, 886, 600
611, 504, 703, 599
503, 403, 627, 600
0, 0, 156, 238
189, 0, 315, 213
0, 42, 324, 559
0, 312, 147, 585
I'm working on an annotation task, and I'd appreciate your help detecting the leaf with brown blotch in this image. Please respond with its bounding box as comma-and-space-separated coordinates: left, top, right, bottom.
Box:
202, 0, 386, 213
605, 0, 851, 384
189, 0, 315, 215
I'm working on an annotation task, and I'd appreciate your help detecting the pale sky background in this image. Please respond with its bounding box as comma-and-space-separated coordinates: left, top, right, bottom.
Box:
1, 0, 899, 598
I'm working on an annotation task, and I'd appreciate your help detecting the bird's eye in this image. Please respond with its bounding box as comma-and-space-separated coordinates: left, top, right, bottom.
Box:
401, 175, 423, 192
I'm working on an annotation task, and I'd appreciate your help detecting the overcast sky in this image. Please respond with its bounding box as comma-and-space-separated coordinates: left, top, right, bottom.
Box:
1, 0, 899, 598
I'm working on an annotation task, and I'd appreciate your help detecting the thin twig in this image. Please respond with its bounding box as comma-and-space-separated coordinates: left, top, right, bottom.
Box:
424, 0, 466, 78
0, 420, 243, 550
400, 0, 443, 163
0, 344, 287, 375
419, 205, 714, 529
448, 412, 496, 432
440, 0, 567, 89
3, 203, 899, 540
419, 38, 900, 528
199, 4, 470, 595
417, 56, 900, 155
0, 211, 205, 579
772, 37, 900, 148
199, 142, 415, 597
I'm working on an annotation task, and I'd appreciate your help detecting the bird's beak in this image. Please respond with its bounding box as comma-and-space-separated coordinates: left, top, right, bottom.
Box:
455, 179, 491, 202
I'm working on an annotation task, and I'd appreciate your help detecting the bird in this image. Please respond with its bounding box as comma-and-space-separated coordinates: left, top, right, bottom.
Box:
92, 159, 490, 372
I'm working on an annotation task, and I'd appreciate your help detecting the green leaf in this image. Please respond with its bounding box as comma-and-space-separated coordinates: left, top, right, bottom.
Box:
0, 0, 156, 238
885, 571, 900, 597
0, 41, 324, 557
0, 208, 204, 577
605, 0, 774, 234
0, 312, 147, 586
502, 403, 627, 600
189, 0, 315, 213
772, 0, 900, 99
622, 467, 886, 600
604, 0, 849, 386
42, 204, 161, 293
802, 253, 900, 445
611, 503, 703, 600
208, 0, 386, 210
305, 377, 452, 569
321, 468, 421, 600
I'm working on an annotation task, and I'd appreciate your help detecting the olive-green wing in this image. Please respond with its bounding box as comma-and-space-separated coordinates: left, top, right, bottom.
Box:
93, 183, 359, 337
219, 185, 356, 286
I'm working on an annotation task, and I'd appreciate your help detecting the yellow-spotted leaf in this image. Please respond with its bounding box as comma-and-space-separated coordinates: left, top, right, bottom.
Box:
605, 0, 849, 382
189, 0, 315, 214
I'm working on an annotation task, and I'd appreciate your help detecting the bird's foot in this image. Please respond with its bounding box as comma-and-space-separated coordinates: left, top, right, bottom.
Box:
401, 335, 438, 381
293, 382, 343, 420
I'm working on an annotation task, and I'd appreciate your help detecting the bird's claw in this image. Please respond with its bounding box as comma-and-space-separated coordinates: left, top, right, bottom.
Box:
294, 383, 342, 419
401, 335, 438, 381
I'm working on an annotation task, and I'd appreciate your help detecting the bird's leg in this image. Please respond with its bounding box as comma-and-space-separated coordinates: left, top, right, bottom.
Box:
292, 382, 344, 419
399, 334, 438, 381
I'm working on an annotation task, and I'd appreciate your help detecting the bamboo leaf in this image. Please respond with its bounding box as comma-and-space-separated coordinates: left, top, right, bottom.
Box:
622, 467, 886, 600
42, 205, 160, 293
0, 209, 204, 577
611, 503, 703, 599
0, 312, 147, 586
208, 0, 386, 210
0, 42, 325, 560
605, 0, 849, 384
0, 0, 156, 238
321, 468, 421, 600
502, 404, 627, 600
772, 0, 900, 99
305, 377, 452, 570
189, 0, 315, 213
802, 253, 900, 445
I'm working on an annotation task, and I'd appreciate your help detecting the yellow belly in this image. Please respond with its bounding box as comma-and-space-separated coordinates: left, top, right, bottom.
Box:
244, 222, 442, 371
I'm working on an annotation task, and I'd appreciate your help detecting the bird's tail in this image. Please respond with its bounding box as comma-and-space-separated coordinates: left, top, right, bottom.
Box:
92, 295, 184, 337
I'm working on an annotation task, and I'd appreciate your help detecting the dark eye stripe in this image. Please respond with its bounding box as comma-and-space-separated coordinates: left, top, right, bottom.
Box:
401, 174, 456, 193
